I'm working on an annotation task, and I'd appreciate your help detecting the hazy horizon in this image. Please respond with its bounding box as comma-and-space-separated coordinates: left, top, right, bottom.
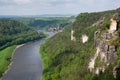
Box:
0, 0, 120, 15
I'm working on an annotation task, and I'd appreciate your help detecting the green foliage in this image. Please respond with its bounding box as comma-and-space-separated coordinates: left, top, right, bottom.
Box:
111, 39, 120, 46
93, 65, 115, 80
0, 19, 46, 50
14, 17, 73, 30
0, 46, 16, 77
103, 22, 110, 29
73, 8, 120, 40
40, 29, 96, 80
40, 8, 120, 80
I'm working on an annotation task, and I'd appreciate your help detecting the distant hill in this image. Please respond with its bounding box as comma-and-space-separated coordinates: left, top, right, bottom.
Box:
13, 17, 74, 30
0, 19, 45, 50
0, 14, 75, 18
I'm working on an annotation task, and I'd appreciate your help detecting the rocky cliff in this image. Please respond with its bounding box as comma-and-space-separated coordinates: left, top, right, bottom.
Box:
71, 29, 76, 41
88, 13, 120, 77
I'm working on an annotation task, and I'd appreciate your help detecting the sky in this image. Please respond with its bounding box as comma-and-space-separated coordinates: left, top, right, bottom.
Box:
0, 0, 120, 15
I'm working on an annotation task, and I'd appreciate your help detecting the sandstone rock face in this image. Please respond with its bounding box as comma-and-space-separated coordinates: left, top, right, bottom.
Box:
109, 19, 117, 33
71, 30, 76, 41
88, 13, 120, 77
82, 34, 88, 43
89, 17, 119, 75
88, 47, 100, 72
94, 30, 118, 63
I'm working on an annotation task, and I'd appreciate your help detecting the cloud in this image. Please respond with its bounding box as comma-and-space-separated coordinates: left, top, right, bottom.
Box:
13, 0, 32, 4
0, 0, 120, 15
0, 0, 14, 6
0, 0, 32, 5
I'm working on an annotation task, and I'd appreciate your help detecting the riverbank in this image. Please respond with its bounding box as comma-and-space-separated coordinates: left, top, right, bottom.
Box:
39, 32, 59, 80
0, 44, 25, 78
0, 46, 16, 77
0, 31, 54, 80
0, 32, 46, 79
1, 39, 45, 80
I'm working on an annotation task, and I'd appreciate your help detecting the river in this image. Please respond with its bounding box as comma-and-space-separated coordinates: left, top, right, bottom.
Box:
1, 31, 55, 80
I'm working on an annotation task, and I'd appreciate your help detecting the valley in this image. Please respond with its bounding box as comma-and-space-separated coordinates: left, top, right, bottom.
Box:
0, 16, 71, 80
0, 5, 120, 80
1, 31, 55, 80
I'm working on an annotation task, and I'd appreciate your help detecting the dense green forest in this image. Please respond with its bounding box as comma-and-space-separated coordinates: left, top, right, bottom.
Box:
0, 19, 46, 50
40, 8, 120, 80
14, 17, 74, 30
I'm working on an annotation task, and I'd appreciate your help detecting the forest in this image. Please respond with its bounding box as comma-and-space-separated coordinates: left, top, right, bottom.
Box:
13, 17, 74, 30
40, 8, 120, 80
0, 19, 46, 50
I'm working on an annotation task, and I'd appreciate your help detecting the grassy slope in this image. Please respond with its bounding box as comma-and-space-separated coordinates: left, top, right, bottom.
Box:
0, 45, 16, 77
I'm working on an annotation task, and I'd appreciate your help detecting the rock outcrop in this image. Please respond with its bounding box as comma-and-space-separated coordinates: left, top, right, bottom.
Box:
88, 15, 120, 75
82, 34, 88, 43
71, 30, 76, 41
109, 18, 117, 33
94, 30, 118, 63
88, 47, 100, 72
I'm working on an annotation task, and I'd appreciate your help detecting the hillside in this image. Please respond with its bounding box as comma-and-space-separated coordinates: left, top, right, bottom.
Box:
14, 17, 74, 30
0, 19, 46, 50
40, 8, 120, 80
